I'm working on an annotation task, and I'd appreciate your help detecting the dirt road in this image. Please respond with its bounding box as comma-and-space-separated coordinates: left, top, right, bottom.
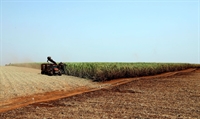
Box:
0, 66, 199, 118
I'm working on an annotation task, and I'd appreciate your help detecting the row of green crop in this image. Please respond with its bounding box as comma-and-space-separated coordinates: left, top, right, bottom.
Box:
7, 62, 200, 82
64, 62, 199, 81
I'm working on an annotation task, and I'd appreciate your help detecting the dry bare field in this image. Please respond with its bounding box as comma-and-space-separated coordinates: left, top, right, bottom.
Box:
0, 66, 103, 100
0, 66, 200, 118
0, 66, 110, 112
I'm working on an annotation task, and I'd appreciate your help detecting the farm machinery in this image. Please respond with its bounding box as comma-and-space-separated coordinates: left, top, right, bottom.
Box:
41, 56, 67, 76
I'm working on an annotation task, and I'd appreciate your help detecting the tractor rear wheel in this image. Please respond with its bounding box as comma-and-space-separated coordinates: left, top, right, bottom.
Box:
41, 71, 45, 74
49, 71, 53, 76
58, 72, 62, 76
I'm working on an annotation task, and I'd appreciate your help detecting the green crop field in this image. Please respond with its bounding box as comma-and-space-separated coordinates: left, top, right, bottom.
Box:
64, 62, 200, 81
7, 62, 200, 82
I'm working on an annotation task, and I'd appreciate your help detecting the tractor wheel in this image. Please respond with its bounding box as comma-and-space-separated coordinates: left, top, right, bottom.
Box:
49, 71, 53, 76
41, 71, 45, 74
58, 73, 62, 76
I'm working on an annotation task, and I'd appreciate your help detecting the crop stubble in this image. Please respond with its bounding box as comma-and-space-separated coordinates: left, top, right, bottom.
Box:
0, 66, 102, 102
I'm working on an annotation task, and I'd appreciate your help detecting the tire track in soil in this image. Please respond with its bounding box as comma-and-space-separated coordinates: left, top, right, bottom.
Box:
2, 68, 43, 100
17, 75, 39, 95
0, 66, 197, 113
10, 73, 29, 97
4, 74, 18, 99
0, 72, 9, 100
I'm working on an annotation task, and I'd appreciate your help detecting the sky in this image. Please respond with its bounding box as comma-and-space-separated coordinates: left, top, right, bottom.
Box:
0, 0, 199, 65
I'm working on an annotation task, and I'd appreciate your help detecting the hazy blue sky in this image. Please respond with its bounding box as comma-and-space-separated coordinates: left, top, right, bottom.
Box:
0, 0, 199, 65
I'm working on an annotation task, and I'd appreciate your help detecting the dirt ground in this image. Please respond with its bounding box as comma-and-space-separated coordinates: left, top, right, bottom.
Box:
0, 67, 199, 119
0, 66, 110, 113
0, 66, 102, 100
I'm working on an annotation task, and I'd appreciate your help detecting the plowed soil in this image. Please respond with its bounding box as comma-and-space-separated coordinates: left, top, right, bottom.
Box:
0, 66, 200, 119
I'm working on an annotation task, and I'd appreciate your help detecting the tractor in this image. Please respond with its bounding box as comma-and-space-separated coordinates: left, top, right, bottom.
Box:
41, 56, 67, 76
